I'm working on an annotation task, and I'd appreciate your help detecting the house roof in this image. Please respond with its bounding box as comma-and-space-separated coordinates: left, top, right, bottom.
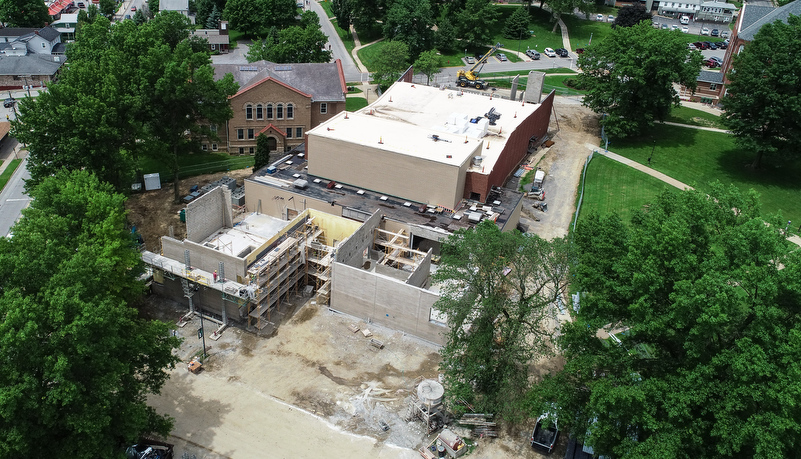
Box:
190, 29, 228, 45
697, 70, 724, 84
0, 28, 37, 38
700, 1, 736, 9
213, 60, 346, 102
0, 54, 66, 76
52, 43, 67, 54
258, 124, 286, 137
738, 1, 801, 41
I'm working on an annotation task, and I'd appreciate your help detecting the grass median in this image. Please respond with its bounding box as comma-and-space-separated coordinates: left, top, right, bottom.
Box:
0, 158, 22, 193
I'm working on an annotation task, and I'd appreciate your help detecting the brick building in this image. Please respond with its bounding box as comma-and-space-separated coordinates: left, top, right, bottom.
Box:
208, 60, 346, 155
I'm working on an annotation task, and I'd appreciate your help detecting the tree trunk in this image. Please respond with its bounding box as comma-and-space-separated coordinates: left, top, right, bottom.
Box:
751, 149, 764, 169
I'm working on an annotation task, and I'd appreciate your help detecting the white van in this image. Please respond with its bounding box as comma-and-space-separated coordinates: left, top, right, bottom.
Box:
680, 16, 690, 25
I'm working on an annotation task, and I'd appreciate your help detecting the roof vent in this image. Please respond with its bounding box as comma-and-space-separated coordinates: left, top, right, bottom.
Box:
468, 212, 482, 223
380, 196, 388, 201
292, 173, 301, 178
356, 190, 365, 195
334, 184, 343, 189
313, 178, 322, 183
472, 156, 484, 166
293, 179, 308, 189
403, 202, 412, 207
238, 65, 258, 71
275, 65, 292, 71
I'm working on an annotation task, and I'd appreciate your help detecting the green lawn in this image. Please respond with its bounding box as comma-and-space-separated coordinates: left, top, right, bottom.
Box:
666, 106, 725, 129
0, 158, 22, 192
579, 154, 671, 223
319, 1, 335, 18
489, 5, 566, 54
481, 68, 577, 78
486, 73, 585, 96
139, 152, 254, 180
356, 40, 389, 71
346, 97, 368, 111
561, 14, 614, 50
609, 125, 801, 224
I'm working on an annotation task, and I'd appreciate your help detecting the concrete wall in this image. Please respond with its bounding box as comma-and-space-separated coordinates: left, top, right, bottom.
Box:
307, 209, 363, 246
406, 248, 432, 287
151, 276, 245, 321
335, 210, 383, 267
503, 195, 524, 232
307, 135, 470, 209
186, 187, 232, 243
244, 179, 337, 220
161, 236, 248, 283
331, 262, 446, 345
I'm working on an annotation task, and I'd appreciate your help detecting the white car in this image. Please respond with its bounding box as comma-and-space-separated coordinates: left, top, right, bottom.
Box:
682, 26, 689, 33
543, 48, 557, 58
701, 27, 710, 35
671, 24, 679, 31
688, 43, 697, 50
607, 15, 615, 22
596, 13, 604, 21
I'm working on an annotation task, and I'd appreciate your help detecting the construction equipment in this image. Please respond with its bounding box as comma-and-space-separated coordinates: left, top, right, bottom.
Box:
456, 43, 501, 90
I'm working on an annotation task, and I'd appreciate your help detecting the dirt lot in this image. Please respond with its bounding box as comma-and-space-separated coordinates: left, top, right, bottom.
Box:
134, 97, 600, 458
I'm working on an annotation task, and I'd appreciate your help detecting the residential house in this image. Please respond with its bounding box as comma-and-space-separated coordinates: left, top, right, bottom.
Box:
0, 27, 66, 89
657, 0, 702, 18
160, 0, 195, 24
51, 13, 79, 42
207, 60, 346, 155
190, 21, 230, 54
696, 1, 737, 22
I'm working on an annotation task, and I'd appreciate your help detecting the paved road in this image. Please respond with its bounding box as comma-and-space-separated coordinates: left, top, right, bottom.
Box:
0, 154, 30, 237
309, 1, 365, 82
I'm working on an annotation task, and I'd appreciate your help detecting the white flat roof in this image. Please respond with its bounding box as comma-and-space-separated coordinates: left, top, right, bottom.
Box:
200, 213, 287, 258
307, 82, 544, 174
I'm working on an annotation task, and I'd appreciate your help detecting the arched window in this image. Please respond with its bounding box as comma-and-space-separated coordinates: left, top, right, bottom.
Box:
256, 104, 263, 120
245, 104, 253, 120
266, 103, 273, 119
286, 103, 294, 119
277, 103, 284, 120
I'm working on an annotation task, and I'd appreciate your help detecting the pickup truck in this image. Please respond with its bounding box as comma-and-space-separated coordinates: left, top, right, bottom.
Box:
531, 413, 559, 452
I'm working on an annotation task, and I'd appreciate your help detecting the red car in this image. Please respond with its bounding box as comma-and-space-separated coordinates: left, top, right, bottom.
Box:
131, 5, 137, 11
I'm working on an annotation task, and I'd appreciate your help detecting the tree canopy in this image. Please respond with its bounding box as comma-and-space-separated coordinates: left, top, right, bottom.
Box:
577, 22, 702, 138
413, 49, 442, 85
13, 13, 238, 200
722, 15, 801, 169
0, 170, 181, 458
435, 220, 570, 420
529, 184, 801, 458
453, 0, 500, 48
223, 0, 297, 35
246, 12, 332, 63
502, 6, 530, 40
0, 0, 49, 27
382, 0, 434, 59
370, 40, 410, 90
612, 4, 653, 28
542, 0, 593, 33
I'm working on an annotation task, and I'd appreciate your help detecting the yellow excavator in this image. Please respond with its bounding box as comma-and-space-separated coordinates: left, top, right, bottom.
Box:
456, 43, 501, 90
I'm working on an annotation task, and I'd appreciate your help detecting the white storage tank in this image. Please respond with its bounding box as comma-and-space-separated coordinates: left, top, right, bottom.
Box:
417, 379, 445, 406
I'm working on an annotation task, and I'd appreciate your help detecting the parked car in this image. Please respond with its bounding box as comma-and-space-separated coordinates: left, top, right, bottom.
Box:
575, 48, 585, 54
717, 41, 728, 49
711, 28, 720, 36
653, 21, 660, 28
682, 26, 689, 33
596, 13, 604, 21
707, 41, 718, 50
607, 15, 615, 22
720, 31, 729, 39
125, 14, 131, 19
687, 43, 697, 50
671, 24, 679, 30
3, 98, 15, 108
544, 47, 557, 58
526, 50, 541, 59
496, 53, 507, 61
698, 41, 710, 49
705, 57, 722, 68
661, 23, 669, 30
701, 27, 710, 35
130, 5, 136, 10
555, 48, 569, 57
466, 56, 475, 64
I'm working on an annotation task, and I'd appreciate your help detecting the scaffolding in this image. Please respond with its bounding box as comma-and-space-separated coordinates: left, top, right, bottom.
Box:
245, 236, 303, 333
373, 228, 427, 270
295, 216, 334, 305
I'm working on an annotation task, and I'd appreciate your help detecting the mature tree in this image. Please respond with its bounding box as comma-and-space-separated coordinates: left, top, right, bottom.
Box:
371, 40, 410, 90
612, 4, 652, 28
578, 22, 702, 138
247, 22, 332, 63
98, 0, 116, 17
0, 0, 49, 27
223, 0, 267, 33
542, 0, 594, 32
383, 0, 434, 58
254, 133, 272, 171
331, 0, 352, 31
529, 184, 801, 458
350, 0, 389, 38
147, 0, 159, 18
722, 15, 801, 169
194, 0, 213, 27
133, 9, 146, 24
269, 0, 301, 28
0, 170, 181, 458
453, 0, 500, 48
435, 220, 570, 420
434, 15, 458, 53
413, 49, 441, 85
503, 6, 530, 40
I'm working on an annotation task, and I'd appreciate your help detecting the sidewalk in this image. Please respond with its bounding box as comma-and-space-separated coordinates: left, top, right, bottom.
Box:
585, 143, 694, 190
0, 141, 24, 177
